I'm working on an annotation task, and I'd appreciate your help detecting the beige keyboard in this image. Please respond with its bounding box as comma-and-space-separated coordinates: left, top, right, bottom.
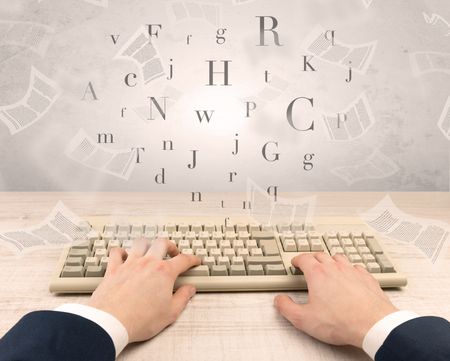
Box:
49, 220, 407, 293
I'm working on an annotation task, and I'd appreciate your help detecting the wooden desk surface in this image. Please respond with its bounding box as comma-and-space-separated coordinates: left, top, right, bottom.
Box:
0, 192, 449, 361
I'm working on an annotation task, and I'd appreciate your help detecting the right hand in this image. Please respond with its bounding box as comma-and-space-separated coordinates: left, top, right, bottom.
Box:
274, 252, 398, 348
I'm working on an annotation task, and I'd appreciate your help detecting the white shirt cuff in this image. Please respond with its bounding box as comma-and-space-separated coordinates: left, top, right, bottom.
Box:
55, 303, 129, 357
362, 310, 419, 360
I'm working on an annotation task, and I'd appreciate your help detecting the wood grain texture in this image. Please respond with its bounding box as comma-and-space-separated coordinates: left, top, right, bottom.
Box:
0, 192, 449, 361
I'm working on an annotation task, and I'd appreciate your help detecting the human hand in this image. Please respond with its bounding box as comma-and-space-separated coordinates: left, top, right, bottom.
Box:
274, 253, 397, 348
88, 238, 201, 343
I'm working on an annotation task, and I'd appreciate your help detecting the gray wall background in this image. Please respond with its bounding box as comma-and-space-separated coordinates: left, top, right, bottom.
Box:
0, 0, 449, 192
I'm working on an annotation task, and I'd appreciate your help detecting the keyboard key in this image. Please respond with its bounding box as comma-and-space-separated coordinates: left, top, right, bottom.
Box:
86, 230, 100, 241
353, 237, 366, 247
219, 240, 232, 250
247, 256, 283, 266
230, 265, 246, 276
71, 240, 92, 250
237, 248, 249, 260
231, 256, 244, 265
348, 254, 362, 263
117, 224, 130, 233
182, 248, 194, 255
344, 247, 358, 255
202, 256, 215, 269
340, 237, 353, 247
238, 231, 250, 240
330, 247, 344, 256
282, 238, 297, 252
366, 262, 381, 273
182, 265, 210, 276
358, 246, 371, 254
281, 231, 294, 240
291, 223, 304, 232
93, 239, 106, 251
326, 238, 340, 248
206, 239, 217, 251
122, 240, 133, 249
250, 248, 263, 256
277, 223, 291, 232
375, 254, 395, 273
296, 238, 310, 251
104, 224, 116, 233
294, 231, 308, 240
100, 257, 109, 268
232, 239, 244, 251
185, 231, 196, 241
84, 257, 99, 267
248, 264, 264, 275
304, 223, 315, 231
178, 223, 189, 233
211, 265, 228, 276
65, 257, 83, 266
224, 231, 237, 240
218, 256, 231, 268
107, 239, 121, 250
362, 254, 376, 263
290, 266, 302, 275
310, 239, 323, 251
85, 266, 105, 277
192, 239, 204, 252
323, 231, 338, 240
246, 239, 258, 250
61, 266, 84, 277
195, 248, 208, 260
249, 223, 260, 232
191, 223, 203, 234
204, 223, 215, 232
145, 224, 158, 233
179, 239, 190, 250
223, 248, 235, 259
209, 248, 221, 260
223, 224, 235, 232
115, 231, 130, 241
259, 238, 280, 256
68, 248, 89, 262
251, 230, 275, 240
366, 237, 384, 254
236, 223, 248, 232
265, 264, 286, 275
307, 231, 320, 239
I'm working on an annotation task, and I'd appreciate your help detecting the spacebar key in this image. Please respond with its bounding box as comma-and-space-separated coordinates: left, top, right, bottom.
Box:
247, 256, 283, 265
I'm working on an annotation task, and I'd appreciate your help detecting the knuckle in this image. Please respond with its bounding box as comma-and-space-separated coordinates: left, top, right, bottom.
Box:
154, 260, 170, 274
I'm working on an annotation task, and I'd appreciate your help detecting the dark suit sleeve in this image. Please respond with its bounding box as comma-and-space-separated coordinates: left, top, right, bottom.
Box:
375, 316, 450, 361
0, 310, 116, 361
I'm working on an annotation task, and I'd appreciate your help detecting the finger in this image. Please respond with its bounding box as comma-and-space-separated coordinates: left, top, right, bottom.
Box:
105, 248, 127, 276
332, 253, 351, 266
274, 295, 308, 330
291, 253, 319, 275
167, 254, 201, 277
145, 238, 173, 259
127, 238, 150, 260
313, 252, 334, 264
170, 285, 196, 322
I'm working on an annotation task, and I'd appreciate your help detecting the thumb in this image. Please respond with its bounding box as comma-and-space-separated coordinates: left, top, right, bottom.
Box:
170, 285, 196, 322
274, 294, 308, 330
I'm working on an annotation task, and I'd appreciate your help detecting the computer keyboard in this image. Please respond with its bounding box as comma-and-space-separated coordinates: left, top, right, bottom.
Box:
49, 220, 407, 293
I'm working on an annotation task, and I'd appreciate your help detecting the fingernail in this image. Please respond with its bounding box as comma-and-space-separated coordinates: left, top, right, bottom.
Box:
189, 286, 196, 297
